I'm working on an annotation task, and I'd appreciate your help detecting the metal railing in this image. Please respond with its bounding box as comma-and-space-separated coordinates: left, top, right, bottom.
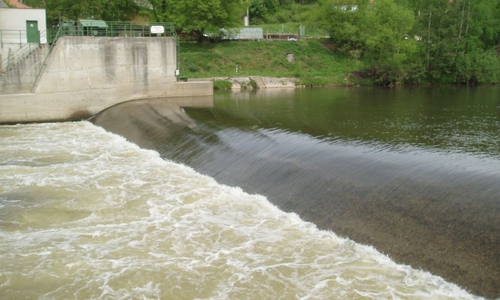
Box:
49, 21, 177, 39
205, 24, 329, 41
32, 26, 64, 92
0, 29, 48, 72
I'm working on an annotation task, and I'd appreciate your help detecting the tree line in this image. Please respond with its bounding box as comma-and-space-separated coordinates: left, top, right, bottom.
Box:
316, 0, 500, 85
25, 0, 500, 85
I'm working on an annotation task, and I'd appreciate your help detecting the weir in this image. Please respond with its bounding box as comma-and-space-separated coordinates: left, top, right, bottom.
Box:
91, 88, 500, 299
0, 34, 212, 124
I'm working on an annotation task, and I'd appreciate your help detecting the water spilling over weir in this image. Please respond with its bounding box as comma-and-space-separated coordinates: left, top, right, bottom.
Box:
1, 86, 498, 299
92, 87, 500, 299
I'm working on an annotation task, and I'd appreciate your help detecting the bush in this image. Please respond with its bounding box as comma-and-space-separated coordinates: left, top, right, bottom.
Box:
213, 80, 232, 90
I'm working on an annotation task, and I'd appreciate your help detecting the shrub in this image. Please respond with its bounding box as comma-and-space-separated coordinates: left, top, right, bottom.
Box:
213, 80, 232, 90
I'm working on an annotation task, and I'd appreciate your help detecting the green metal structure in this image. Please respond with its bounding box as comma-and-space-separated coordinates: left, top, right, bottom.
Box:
49, 21, 177, 39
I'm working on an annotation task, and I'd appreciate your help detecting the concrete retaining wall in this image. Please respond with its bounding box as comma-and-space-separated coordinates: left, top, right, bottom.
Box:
0, 44, 49, 93
0, 36, 213, 124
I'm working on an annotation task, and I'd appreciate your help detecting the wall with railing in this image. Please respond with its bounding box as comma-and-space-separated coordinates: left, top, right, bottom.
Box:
0, 34, 213, 124
0, 29, 48, 72
1, 21, 179, 94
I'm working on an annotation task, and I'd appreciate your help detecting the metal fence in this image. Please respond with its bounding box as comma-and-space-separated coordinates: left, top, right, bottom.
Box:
205, 24, 328, 41
48, 21, 177, 40
0, 29, 49, 72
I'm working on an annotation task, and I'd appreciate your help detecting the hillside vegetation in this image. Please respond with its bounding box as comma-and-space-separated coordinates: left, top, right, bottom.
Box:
179, 40, 365, 86
25, 0, 500, 85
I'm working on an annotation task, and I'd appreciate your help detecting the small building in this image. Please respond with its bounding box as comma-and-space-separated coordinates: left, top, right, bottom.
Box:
222, 28, 264, 41
78, 19, 108, 36
235, 28, 263, 40
0, 5, 47, 71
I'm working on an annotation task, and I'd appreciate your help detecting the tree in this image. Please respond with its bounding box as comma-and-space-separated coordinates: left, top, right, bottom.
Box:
46, 0, 139, 24
315, 0, 368, 51
249, 0, 281, 24
362, 0, 415, 66
142, 0, 243, 40
316, 0, 416, 84
410, 0, 500, 83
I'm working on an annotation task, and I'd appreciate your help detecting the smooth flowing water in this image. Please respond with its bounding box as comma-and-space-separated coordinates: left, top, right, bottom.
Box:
1, 86, 498, 299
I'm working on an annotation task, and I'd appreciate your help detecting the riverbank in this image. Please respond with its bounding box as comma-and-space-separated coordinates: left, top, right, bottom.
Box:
179, 40, 366, 87
192, 76, 350, 91
212, 76, 298, 90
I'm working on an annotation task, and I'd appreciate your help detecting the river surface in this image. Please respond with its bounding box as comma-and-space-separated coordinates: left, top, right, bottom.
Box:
1, 86, 499, 299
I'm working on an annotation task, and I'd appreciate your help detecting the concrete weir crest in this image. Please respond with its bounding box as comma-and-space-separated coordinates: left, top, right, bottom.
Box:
0, 36, 213, 124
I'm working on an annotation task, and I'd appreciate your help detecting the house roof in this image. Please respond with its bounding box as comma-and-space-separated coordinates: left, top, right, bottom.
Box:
0, 0, 9, 8
5, 0, 30, 8
79, 19, 108, 28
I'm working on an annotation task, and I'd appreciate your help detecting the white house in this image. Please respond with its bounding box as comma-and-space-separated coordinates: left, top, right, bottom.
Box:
0, 5, 47, 70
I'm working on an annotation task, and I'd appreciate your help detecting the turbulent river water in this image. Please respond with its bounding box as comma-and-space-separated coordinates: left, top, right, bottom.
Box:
1, 86, 499, 299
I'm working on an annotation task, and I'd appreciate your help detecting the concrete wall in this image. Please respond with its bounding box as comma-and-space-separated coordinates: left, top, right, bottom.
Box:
0, 36, 213, 124
0, 43, 48, 93
35, 36, 178, 95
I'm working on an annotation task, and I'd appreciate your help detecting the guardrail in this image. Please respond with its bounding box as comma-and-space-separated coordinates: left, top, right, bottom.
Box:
50, 21, 177, 38
31, 26, 63, 92
0, 29, 48, 73
205, 24, 329, 41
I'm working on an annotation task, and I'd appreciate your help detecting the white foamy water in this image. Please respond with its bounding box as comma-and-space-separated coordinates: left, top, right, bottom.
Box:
0, 122, 482, 299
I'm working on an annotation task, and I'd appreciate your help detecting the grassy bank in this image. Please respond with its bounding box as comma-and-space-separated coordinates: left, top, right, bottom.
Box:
178, 39, 366, 86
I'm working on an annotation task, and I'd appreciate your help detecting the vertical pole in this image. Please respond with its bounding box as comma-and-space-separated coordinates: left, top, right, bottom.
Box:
426, 11, 431, 70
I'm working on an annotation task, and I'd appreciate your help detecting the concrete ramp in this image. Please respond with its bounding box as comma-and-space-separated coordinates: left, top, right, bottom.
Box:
250, 76, 266, 89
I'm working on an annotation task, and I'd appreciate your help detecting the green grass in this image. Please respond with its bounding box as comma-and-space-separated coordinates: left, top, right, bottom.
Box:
178, 39, 366, 86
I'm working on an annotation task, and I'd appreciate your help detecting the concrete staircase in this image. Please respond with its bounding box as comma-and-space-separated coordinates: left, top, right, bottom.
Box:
250, 76, 266, 89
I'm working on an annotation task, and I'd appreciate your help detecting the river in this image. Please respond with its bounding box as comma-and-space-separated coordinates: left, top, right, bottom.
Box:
1, 86, 498, 299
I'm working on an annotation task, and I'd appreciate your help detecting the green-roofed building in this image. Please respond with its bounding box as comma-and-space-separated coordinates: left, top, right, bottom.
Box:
78, 19, 108, 36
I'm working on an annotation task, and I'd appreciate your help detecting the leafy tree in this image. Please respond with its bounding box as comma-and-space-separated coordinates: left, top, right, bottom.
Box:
46, 0, 139, 24
316, 0, 416, 84
249, 0, 281, 24
362, 0, 415, 65
142, 0, 243, 40
101, 0, 140, 20
410, 0, 500, 83
138, 0, 170, 22
315, 0, 367, 51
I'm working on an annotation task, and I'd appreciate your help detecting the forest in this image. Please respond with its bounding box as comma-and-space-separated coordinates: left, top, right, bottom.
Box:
22, 0, 500, 85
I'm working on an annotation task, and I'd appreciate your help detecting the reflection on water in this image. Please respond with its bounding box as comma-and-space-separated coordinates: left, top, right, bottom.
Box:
0, 122, 481, 299
211, 86, 500, 157
92, 86, 500, 299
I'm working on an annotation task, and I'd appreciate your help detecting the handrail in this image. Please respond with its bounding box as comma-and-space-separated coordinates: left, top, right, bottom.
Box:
0, 29, 51, 73
1, 42, 34, 72
31, 26, 63, 92
54, 21, 177, 38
